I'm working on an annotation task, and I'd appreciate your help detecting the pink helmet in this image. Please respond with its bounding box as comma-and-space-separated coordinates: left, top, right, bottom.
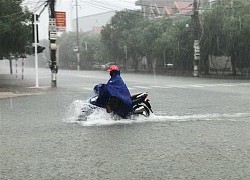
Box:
107, 65, 119, 72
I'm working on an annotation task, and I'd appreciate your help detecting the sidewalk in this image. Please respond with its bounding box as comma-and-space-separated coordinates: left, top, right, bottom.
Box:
0, 70, 50, 99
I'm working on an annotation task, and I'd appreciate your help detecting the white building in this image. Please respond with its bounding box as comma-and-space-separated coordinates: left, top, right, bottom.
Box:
72, 11, 116, 33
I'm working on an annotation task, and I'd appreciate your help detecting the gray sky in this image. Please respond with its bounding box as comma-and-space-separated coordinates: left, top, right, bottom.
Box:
23, 0, 139, 39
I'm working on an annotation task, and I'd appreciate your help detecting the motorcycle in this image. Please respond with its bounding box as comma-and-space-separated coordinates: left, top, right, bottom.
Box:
131, 92, 153, 117
77, 85, 153, 121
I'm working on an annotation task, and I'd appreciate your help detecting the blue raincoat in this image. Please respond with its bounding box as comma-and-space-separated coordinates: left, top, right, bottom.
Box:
93, 71, 133, 118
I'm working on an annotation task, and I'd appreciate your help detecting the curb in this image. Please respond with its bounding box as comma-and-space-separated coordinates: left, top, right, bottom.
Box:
0, 92, 34, 99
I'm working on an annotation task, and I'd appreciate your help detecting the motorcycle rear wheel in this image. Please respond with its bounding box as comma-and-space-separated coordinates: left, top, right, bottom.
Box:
133, 104, 150, 117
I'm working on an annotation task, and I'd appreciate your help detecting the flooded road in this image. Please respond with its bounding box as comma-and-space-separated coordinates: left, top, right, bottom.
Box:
1, 69, 250, 179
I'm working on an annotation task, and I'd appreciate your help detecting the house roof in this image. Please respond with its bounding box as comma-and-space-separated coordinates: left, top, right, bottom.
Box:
174, 1, 193, 15
135, 0, 194, 16
165, 6, 174, 15
136, 0, 173, 7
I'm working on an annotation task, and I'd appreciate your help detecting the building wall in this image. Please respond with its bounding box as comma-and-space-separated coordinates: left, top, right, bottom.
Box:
72, 11, 116, 33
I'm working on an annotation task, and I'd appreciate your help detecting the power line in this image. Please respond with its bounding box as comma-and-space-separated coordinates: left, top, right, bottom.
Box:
0, 13, 30, 35
83, 0, 118, 11
0, 11, 24, 18
21, 0, 49, 12
0, 1, 49, 35
116, 0, 136, 5
95, 0, 132, 10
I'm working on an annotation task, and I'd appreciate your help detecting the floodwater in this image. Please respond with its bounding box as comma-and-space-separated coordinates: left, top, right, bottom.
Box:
1, 96, 250, 180
60, 100, 250, 179
1, 69, 250, 179
66, 99, 250, 127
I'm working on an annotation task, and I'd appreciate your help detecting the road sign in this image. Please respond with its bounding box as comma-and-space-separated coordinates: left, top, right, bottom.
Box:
55, 11, 66, 32
49, 18, 56, 32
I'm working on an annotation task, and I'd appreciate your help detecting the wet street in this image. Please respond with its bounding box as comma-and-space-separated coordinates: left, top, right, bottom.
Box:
1, 68, 250, 179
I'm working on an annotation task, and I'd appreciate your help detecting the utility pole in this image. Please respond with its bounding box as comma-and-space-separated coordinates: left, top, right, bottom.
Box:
9, 58, 13, 74
75, 0, 80, 71
163, 50, 166, 68
49, 0, 58, 87
192, 0, 200, 77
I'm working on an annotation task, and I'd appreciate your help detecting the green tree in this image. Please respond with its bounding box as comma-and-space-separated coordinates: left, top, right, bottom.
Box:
0, 0, 32, 58
137, 18, 165, 70
56, 32, 76, 69
201, 0, 250, 75
100, 0, 250, 75
101, 10, 194, 72
79, 33, 102, 69
101, 10, 144, 70
222, 0, 250, 74
57, 32, 102, 70
200, 6, 226, 74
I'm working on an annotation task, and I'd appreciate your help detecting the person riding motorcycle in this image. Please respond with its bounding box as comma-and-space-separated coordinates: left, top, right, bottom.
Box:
93, 65, 133, 118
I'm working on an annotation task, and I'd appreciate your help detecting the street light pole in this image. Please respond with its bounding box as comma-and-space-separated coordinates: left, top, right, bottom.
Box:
124, 45, 127, 70
34, 13, 39, 87
75, 0, 80, 71
163, 50, 166, 68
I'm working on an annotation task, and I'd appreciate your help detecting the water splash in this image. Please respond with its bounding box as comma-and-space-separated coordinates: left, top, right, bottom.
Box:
65, 100, 87, 123
65, 100, 250, 126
